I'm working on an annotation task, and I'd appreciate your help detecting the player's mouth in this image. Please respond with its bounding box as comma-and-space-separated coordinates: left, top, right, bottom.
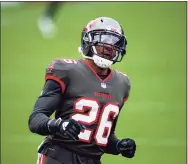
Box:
103, 53, 112, 60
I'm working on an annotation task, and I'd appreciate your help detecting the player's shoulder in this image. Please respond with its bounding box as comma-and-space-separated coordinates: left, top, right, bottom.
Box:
114, 69, 130, 86
47, 58, 80, 72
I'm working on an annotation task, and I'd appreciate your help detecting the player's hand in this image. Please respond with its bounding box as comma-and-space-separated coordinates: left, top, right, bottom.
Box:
47, 118, 85, 141
117, 138, 136, 158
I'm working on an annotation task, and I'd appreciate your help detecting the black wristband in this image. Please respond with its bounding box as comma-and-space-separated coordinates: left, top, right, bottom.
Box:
47, 118, 63, 134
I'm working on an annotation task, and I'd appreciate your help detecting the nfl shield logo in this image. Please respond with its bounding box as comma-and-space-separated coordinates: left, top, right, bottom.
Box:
101, 82, 107, 89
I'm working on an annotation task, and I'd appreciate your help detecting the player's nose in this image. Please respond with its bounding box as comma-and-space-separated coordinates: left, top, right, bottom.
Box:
104, 45, 113, 51
104, 45, 113, 54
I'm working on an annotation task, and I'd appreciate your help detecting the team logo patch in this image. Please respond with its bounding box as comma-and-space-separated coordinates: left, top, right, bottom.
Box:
101, 82, 107, 89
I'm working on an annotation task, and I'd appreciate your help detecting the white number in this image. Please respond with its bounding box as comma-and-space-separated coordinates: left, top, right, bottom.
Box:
71, 98, 119, 146
62, 59, 77, 64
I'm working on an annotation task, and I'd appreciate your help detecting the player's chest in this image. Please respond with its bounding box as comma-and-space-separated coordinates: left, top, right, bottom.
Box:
65, 72, 124, 146
65, 72, 124, 108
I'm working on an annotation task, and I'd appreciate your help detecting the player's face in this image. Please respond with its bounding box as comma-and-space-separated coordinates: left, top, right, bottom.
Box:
95, 44, 116, 60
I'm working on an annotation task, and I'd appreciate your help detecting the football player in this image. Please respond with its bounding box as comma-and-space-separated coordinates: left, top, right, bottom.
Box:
37, 2, 62, 38
29, 16, 136, 164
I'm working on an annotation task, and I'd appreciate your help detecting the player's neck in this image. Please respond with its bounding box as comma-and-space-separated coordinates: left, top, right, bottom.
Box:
84, 59, 110, 76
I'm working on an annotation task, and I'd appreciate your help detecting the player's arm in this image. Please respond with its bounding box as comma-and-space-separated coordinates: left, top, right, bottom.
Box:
104, 118, 120, 155
28, 59, 85, 140
28, 79, 62, 136
105, 118, 136, 158
105, 76, 136, 158
116, 77, 136, 158
105, 111, 136, 158
104, 75, 131, 155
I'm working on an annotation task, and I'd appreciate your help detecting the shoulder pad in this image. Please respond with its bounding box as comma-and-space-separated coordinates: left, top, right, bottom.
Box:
45, 58, 78, 92
47, 58, 78, 72
115, 70, 131, 103
115, 70, 130, 84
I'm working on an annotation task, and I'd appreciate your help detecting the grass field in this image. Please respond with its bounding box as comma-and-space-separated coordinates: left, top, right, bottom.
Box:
1, 2, 186, 164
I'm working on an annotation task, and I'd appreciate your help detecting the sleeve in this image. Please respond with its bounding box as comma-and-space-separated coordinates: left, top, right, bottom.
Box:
45, 59, 70, 93
123, 76, 131, 104
28, 59, 71, 136
28, 80, 62, 136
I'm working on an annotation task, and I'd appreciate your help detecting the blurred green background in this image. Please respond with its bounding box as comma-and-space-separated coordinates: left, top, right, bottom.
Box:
1, 2, 186, 164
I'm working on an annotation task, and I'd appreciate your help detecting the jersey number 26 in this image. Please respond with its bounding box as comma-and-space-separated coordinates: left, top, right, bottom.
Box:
71, 98, 119, 146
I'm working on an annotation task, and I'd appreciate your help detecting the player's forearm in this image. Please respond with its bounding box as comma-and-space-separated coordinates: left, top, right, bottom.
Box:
28, 96, 58, 135
104, 133, 120, 155
28, 112, 50, 135
28, 80, 62, 135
